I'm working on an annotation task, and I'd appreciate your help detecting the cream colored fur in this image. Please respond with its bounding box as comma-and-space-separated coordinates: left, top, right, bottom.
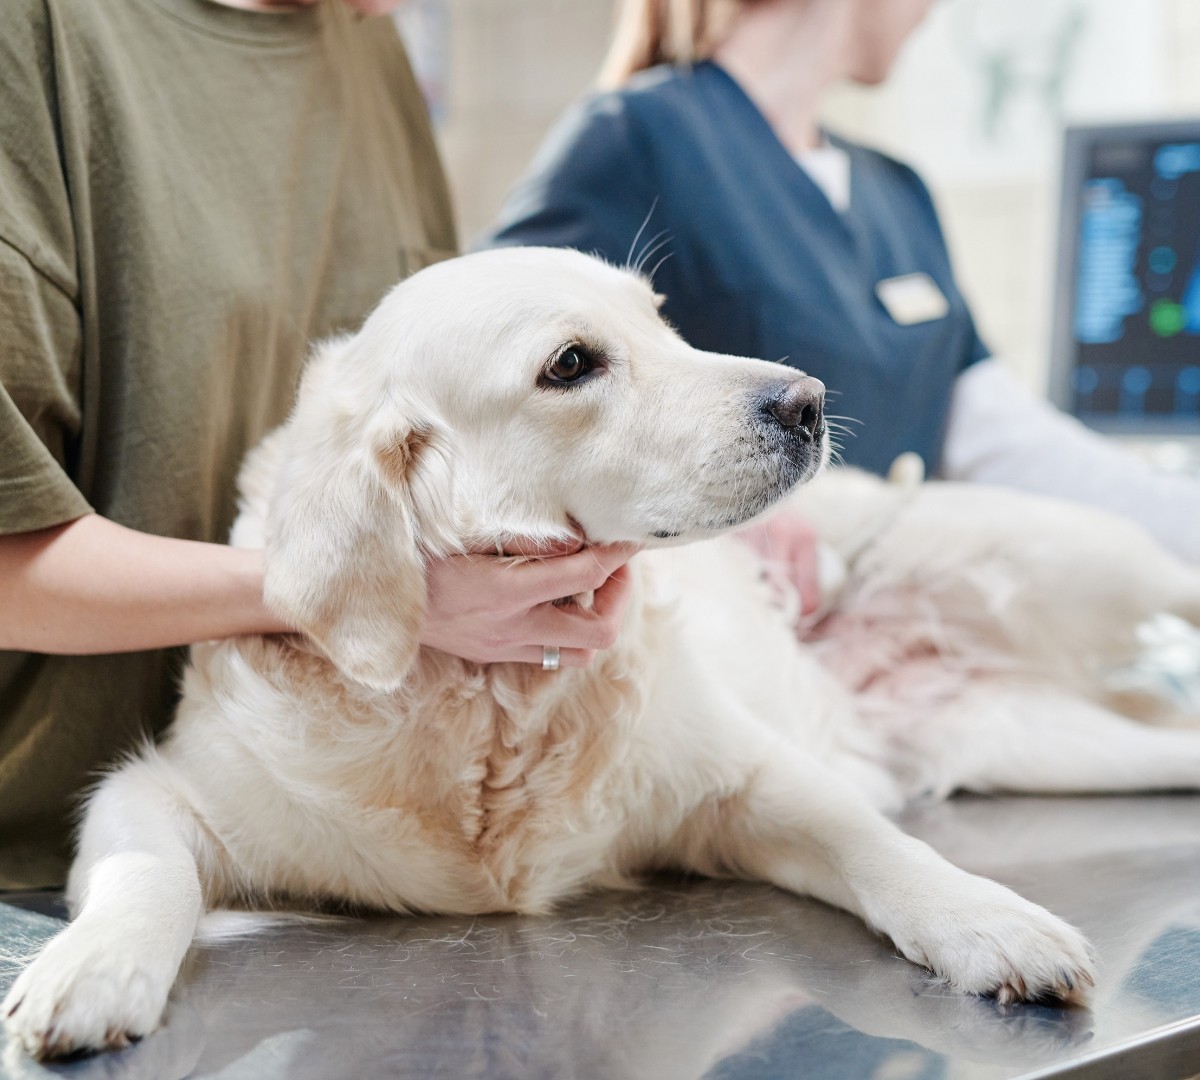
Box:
8, 248, 1200, 1060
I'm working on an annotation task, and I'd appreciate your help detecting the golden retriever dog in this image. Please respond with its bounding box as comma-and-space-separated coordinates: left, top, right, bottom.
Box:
7, 248, 1200, 1060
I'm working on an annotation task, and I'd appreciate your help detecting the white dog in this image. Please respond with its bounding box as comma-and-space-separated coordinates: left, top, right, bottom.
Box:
7, 248, 1200, 1060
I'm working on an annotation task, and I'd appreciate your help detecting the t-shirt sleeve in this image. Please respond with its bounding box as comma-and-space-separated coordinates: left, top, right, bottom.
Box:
0, 2, 89, 535
478, 95, 660, 266
0, 236, 90, 535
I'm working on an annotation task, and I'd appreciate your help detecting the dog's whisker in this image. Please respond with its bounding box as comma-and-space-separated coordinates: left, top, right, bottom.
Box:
633, 234, 671, 280
624, 198, 660, 271
634, 233, 673, 277
645, 251, 675, 284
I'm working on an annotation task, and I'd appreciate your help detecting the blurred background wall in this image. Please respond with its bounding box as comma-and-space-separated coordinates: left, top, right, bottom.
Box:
399, 0, 1200, 392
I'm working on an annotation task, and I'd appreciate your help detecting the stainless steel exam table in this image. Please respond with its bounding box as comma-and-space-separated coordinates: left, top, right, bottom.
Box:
2, 794, 1199, 1080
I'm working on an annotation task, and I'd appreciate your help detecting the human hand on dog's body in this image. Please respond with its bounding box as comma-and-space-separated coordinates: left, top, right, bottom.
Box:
737, 509, 849, 631
421, 540, 640, 668
737, 509, 823, 621
0, 515, 636, 669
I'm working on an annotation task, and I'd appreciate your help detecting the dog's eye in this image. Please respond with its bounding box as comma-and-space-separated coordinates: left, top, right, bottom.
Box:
543, 347, 596, 386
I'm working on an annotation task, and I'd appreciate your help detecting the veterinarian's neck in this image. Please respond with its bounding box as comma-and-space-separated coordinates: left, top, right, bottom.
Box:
711, 1, 849, 155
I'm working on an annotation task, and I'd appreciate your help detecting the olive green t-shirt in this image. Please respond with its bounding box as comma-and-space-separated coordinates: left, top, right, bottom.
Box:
0, 0, 456, 887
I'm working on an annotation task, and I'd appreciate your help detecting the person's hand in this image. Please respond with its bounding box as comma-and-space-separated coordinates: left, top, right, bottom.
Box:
420, 541, 641, 668
736, 509, 822, 620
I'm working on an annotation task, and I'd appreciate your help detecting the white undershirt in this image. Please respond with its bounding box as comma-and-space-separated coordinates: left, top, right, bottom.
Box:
795, 143, 851, 213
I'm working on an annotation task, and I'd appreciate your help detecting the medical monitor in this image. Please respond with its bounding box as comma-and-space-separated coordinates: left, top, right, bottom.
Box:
1050, 119, 1200, 437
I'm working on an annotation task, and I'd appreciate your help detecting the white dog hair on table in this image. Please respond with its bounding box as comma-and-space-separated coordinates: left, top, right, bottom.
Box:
7, 248, 1200, 1060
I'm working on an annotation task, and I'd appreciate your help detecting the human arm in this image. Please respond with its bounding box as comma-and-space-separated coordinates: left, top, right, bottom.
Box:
0, 515, 286, 654
940, 358, 1200, 563
0, 515, 636, 668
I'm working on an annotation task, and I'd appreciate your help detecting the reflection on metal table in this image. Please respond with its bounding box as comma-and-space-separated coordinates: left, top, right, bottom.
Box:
2, 794, 1200, 1079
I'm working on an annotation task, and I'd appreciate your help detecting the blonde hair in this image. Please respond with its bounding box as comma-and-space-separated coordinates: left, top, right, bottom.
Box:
597, 0, 745, 88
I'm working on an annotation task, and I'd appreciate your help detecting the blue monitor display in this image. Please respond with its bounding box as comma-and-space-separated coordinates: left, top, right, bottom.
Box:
1052, 121, 1200, 435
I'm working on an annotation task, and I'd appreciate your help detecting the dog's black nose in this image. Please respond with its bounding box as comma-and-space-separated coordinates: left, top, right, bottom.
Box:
763, 376, 825, 441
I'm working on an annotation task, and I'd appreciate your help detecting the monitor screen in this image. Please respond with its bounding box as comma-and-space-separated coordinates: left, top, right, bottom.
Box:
1051, 120, 1200, 435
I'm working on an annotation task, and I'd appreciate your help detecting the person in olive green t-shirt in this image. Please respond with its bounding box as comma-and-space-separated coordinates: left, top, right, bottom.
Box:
0, 0, 636, 890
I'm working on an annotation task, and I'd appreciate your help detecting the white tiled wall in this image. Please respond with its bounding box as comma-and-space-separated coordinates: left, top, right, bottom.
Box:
435, 0, 1200, 390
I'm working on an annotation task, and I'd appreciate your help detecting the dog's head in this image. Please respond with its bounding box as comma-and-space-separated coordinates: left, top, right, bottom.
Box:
262, 247, 827, 689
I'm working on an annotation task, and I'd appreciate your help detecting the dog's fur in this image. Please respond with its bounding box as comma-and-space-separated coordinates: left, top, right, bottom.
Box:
8, 248, 1200, 1059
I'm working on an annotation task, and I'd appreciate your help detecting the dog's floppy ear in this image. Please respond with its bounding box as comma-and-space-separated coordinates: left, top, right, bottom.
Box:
263, 339, 457, 692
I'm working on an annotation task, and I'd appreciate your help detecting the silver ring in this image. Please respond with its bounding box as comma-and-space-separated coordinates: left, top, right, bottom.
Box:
542, 646, 561, 672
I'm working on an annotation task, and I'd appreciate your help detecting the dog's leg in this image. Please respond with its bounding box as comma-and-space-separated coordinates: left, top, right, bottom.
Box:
3, 760, 205, 1060
678, 746, 1095, 1004
901, 685, 1200, 799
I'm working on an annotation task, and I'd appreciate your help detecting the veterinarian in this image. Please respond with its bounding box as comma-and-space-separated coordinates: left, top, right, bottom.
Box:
485, 0, 1200, 567
0, 0, 634, 890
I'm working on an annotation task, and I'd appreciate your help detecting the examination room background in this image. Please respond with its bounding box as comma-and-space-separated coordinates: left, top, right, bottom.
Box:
404, 0, 1200, 399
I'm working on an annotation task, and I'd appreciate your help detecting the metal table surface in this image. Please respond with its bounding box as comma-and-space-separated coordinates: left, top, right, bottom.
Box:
2, 795, 1200, 1080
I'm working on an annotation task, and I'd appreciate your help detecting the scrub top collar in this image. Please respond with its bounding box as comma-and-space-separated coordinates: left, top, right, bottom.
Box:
697, 61, 873, 249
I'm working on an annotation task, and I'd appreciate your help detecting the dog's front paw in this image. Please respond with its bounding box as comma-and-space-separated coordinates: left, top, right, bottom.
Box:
3, 923, 172, 1060
889, 875, 1096, 1006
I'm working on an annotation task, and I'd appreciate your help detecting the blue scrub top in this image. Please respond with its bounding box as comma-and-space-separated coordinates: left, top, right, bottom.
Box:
483, 61, 990, 475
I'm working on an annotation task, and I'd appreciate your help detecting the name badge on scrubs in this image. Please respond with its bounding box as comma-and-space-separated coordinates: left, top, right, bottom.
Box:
875, 273, 950, 326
